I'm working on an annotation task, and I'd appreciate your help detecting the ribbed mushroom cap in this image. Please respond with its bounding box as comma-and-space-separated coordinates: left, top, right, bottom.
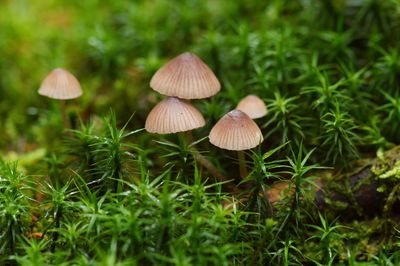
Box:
150, 52, 220, 99
236, 95, 267, 119
145, 97, 205, 134
209, 110, 263, 150
38, 68, 83, 100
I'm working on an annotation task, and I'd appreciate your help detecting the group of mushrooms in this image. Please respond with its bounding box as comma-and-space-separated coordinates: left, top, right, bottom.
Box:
37, 52, 268, 181
145, 52, 267, 180
145, 52, 267, 153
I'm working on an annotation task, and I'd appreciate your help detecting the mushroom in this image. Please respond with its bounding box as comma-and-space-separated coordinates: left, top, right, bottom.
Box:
209, 110, 263, 178
150, 52, 220, 99
145, 97, 235, 189
147, 52, 238, 190
38, 68, 83, 128
145, 97, 205, 134
209, 110, 263, 150
236, 94, 267, 119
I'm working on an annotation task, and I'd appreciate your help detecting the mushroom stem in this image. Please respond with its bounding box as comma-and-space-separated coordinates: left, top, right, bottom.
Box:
59, 100, 70, 129
185, 131, 194, 144
238, 150, 247, 179
192, 150, 239, 193
178, 132, 237, 193
192, 151, 222, 180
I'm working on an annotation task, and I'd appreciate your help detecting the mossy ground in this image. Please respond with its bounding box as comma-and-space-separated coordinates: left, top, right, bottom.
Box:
1, 0, 400, 265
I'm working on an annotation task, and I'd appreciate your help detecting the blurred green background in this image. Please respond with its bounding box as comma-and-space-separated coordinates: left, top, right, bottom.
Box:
1, 0, 400, 165
0, 0, 273, 151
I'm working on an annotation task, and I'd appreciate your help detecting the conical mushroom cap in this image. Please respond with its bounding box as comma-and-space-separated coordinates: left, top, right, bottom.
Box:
145, 97, 205, 134
236, 95, 267, 119
209, 110, 263, 150
150, 52, 220, 99
38, 68, 83, 100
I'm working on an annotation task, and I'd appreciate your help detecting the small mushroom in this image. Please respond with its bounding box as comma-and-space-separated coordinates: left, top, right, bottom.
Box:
145, 97, 205, 134
39, 68, 82, 100
38, 68, 83, 128
209, 110, 263, 150
147, 52, 233, 188
209, 110, 263, 178
236, 94, 267, 119
150, 52, 220, 99
145, 97, 235, 190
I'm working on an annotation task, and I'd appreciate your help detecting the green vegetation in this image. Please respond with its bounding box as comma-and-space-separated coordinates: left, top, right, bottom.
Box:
1, 0, 400, 265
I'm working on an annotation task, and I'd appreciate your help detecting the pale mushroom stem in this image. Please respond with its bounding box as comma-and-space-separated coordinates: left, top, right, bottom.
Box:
193, 151, 239, 193
178, 132, 238, 193
184, 131, 194, 144
59, 100, 70, 129
238, 150, 248, 179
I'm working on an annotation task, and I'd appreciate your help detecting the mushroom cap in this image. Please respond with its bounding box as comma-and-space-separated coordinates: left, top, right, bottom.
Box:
150, 52, 220, 99
209, 110, 263, 151
236, 95, 267, 119
38, 68, 83, 100
145, 97, 205, 134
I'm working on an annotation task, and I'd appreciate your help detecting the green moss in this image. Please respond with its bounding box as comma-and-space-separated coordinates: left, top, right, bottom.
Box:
1, 0, 400, 265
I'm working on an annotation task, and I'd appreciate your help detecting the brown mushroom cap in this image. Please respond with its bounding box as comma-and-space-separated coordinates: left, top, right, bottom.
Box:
145, 97, 205, 134
150, 52, 220, 99
209, 110, 263, 150
236, 95, 267, 119
38, 68, 83, 100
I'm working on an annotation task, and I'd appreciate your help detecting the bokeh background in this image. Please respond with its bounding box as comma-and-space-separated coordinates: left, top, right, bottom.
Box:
1, 0, 400, 167
0, 0, 273, 150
